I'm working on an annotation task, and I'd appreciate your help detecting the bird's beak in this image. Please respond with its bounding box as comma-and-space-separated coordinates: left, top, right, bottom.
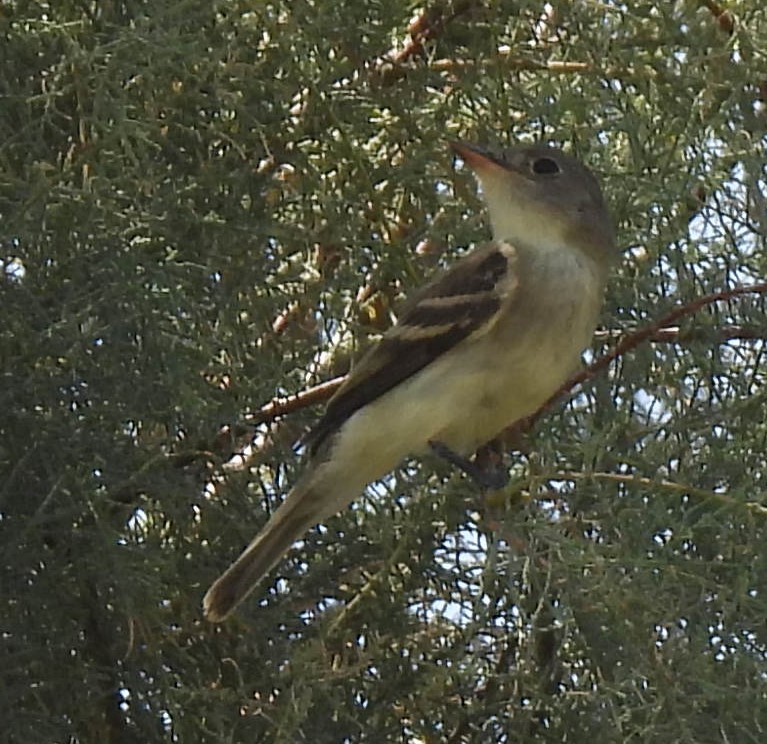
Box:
450, 140, 506, 173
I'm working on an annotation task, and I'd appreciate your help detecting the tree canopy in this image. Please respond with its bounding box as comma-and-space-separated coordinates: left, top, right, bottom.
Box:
2, 1, 767, 742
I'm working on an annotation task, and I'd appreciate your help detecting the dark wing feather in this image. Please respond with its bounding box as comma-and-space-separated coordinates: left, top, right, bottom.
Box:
305, 243, 517, 455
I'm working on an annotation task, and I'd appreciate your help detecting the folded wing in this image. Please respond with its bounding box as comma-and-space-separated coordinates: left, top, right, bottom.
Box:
305, 242, 520, 455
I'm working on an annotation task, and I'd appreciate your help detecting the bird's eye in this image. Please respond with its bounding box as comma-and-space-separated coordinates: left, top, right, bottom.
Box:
531, 157, 561, 175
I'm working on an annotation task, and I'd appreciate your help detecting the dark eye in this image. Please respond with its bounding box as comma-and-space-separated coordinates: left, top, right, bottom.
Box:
531, 157, 560, 175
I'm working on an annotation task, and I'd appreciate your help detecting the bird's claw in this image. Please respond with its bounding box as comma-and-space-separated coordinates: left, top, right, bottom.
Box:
428, 440, 509, 490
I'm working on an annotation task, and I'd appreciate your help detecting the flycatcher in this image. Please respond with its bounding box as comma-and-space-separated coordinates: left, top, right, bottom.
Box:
204, 141, 617, 622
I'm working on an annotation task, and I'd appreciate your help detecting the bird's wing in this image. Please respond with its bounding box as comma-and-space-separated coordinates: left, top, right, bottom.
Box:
305, 241, 521, 455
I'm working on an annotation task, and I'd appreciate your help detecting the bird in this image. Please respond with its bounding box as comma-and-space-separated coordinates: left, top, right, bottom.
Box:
203, 140, 617, 622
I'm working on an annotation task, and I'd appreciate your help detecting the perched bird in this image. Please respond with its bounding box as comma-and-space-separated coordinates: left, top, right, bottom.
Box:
203, 141, 617, 622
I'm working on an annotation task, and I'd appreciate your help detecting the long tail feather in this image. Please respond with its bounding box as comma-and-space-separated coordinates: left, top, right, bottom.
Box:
202, 508, 312, 622
202, 469, 356, 622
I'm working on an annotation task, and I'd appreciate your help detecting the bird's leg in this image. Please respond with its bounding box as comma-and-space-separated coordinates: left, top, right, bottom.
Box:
428, 439, 509, 490
473, 439, 509, 489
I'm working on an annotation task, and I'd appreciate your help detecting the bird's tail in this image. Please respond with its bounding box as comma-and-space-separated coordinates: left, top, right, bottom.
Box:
202, 469, 353, 622
202, 513, 306, 623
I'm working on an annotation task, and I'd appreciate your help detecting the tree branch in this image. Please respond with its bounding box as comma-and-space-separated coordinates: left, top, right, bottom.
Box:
180, 281, 767, 469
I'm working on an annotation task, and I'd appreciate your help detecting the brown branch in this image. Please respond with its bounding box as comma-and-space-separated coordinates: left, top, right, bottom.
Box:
520, 281, 767, 429
372, 1, 474, 84
243, 376, 345, 427
202, 377, 345, 464
253, 283, 767, 439
431, 56, 592, 74
700, 0, 736, 35
397, 1, 472, 64
178, 282, 767, 469
594, 323, 767, 344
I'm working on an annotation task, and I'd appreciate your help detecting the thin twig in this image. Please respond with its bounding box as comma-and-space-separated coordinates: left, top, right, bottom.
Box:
553, 471, 767, 516
528, 281, 767, 425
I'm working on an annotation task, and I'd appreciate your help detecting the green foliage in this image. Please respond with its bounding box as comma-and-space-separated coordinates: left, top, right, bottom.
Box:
2, 0, 767, 741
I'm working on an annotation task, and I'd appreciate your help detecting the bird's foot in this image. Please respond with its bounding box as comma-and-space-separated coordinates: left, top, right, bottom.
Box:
428, 440, 509, 491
